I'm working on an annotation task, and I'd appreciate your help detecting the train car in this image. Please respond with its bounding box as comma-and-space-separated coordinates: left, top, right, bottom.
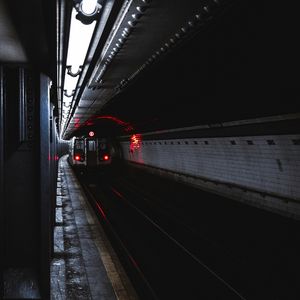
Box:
69, 137, 112, 168
85, 137, 112, 167
96, 138, 113, 166
68, 137, 86, 167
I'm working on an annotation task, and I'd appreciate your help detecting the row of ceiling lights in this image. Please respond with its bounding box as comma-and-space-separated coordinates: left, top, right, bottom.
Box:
60, 0, 102, 136
116, 0, 223, 92
92, 0, 151, 87
62, 0, 222, 135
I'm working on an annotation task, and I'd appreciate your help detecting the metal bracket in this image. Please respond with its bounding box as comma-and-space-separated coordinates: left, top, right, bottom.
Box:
66, 65, 83, 77
63, 89, 75, 97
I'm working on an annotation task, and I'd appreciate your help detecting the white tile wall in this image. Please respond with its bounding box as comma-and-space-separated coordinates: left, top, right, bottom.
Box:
121, 134, 300, 201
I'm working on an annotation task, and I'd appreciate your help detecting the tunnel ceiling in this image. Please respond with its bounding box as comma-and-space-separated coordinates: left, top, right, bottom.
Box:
4, 0, 300, 138
0, 1, 298, 139
0, 0, 56, 78
59, 0, 299, 138
60, 0, 238, 139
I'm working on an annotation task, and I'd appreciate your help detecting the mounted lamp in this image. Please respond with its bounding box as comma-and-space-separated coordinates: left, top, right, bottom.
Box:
73, 0, 103, 25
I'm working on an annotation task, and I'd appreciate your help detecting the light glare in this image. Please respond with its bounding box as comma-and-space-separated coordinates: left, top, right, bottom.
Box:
64, 72, 78, 95
66, 9, 96, 70
81, 0, 98, 15
62, 8, 96, 128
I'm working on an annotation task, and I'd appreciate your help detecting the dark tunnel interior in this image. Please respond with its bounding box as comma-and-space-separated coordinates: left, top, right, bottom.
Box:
73, 0, 300, 136
0, 0, 300, 299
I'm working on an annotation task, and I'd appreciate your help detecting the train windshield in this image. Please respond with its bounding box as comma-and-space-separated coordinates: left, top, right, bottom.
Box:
87, 140, 96, 151
74, 139, 84, 150
98, 139, 107, 150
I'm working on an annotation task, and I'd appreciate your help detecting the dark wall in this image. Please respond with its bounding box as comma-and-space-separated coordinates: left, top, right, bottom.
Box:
0, 66, 4, 298
39, 74, 52, 298
3, 67, 40, 267
0, 66, 55, 299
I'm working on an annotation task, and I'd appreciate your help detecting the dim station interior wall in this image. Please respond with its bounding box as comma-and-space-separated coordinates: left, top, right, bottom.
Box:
120, 134, 300, 219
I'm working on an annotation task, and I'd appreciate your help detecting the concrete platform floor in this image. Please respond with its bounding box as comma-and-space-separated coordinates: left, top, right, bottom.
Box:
51, 156, 138, 300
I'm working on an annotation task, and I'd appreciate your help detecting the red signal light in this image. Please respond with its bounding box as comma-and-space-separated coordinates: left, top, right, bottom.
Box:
88, 131, 95, 137
103, 155, 109, 161
75, 155, 80, 161
130, 134, 142, 151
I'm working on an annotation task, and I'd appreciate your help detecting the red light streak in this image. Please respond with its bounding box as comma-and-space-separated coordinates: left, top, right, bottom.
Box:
74, 117, 81, 128
85, 121, 94, 126
129, 255, 139, 269
95, 115, 134, 131
95, 202, 106, 219
111, 188, 124, 199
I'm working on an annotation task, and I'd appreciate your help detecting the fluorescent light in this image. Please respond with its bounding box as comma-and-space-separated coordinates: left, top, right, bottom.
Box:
66, 9, 96, 72
64, 71, 78, 95
61, 7, 97, 131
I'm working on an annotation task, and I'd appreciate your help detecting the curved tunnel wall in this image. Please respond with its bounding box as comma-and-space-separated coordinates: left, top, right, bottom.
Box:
119, 117, 300, 219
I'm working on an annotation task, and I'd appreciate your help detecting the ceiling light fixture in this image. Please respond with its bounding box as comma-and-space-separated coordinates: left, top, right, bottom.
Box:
60, 5, 97, 136
73, 0, 103, 25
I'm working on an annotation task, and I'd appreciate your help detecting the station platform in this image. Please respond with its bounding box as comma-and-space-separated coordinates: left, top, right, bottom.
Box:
51, 156, 138, 300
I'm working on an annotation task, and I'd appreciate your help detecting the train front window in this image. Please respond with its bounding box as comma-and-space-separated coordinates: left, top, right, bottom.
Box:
88, 140, 96, 151
99, 140, 107, 150
74, 139, 84, 150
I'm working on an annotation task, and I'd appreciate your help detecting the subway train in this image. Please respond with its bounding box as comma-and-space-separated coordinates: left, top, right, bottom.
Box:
68, 136, 113, 168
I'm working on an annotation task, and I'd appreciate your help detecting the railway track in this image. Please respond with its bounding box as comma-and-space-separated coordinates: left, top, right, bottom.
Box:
73, 166, 300, 300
